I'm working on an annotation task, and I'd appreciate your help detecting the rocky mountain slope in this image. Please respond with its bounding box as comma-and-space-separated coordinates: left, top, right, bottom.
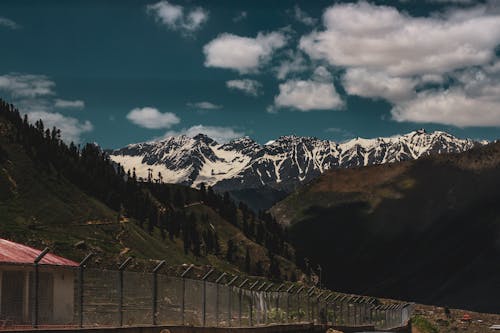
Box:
109, 130, 481, 194
270, 142, 500, 313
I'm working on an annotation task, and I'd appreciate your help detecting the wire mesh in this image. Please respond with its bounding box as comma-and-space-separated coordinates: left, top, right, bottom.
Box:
81, 269, 119, 327
0, 264, 413, 330
122, 271, 153, 326
183, 278, 202, 326
156, 274, 183, 325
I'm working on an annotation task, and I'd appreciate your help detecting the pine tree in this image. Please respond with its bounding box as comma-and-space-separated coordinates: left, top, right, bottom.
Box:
226, 239, 235, 262
245, 247, 251, 272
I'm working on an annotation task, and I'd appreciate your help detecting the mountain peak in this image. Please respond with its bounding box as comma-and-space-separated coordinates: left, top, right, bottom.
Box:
110, 130, 482, 192
192, 133, 216, 145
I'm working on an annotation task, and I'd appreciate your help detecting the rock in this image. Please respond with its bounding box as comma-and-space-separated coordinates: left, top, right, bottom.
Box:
326, 329, 344, 333
74, 240, 86, 249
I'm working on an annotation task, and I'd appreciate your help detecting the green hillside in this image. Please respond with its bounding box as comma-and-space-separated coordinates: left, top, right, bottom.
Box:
0, 99, 300, 280
271, 142, 500, 313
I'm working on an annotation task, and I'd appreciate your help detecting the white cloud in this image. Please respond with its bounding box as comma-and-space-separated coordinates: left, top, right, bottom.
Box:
187, 101, 222, 109
164, 125, 244, 143
312, 66, 333, 82
274, 50, 309, 80
27, 111, 93, 143
54, 99, 85, 109
294, 1, 500, 127
0, 17, 20, 29
427, 0, 475, 3
342, 68, 418, 103
147, 1, 208, 34
273, 68, 344, 111
203, 32, 287, 73
226, 79, 262, 96
127, 107, 180, 129
0, 73, 93, 142
0, 73, 55, 98
293, 5, 317, 26
392, 67, 500, 127
233, 11, 247, 22
300, 1, 500, 77
392, 89, 500, 127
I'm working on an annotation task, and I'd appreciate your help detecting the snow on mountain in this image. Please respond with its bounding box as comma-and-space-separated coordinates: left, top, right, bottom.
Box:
109, 130, 482, 191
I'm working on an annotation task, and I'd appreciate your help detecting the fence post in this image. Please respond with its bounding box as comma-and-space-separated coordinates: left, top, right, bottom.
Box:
180, 264, 194, 326
238, 279, 248, 327
316, 291, 324, 324
296, 286, 304, 323
255, 282, 265, 325
323, 293, 333, 325
275, 284, 284, 324
215, 272, 227, 327
118, 257, 132, 327
152, 260, 166, 326
331, 297, 337, 325
265, 284, 274, 324
201, 268, 215, 327
307, 287, 314, 323
32, 247, 49, 328
226, 275, 238, 327
78, 253, 93, 328
249, 281, 259, 326
286, 286, 294, 324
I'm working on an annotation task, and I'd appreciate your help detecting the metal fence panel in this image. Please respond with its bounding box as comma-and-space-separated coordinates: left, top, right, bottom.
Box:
123, 271, 153, 326
82, 269, 119, 327
0, 264, 413, 330
156, 275, 183, 325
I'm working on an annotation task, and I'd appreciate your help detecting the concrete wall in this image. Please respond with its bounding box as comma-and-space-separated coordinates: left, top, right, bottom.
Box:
52, 268, 75, 324
0, 264, 75, 324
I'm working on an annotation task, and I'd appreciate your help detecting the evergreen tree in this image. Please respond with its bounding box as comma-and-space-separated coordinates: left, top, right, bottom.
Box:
226, 239, 235, 262
245, 247, 251, 273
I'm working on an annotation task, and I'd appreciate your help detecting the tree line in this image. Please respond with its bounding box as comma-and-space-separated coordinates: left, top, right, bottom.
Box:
0, 99, 296, 280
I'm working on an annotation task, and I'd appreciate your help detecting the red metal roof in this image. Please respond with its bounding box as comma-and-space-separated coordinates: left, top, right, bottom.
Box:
0, 238, 78, 266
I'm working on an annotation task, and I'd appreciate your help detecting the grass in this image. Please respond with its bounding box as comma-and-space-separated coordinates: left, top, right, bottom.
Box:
0, 126, 299, 279
412, 315, 439, 333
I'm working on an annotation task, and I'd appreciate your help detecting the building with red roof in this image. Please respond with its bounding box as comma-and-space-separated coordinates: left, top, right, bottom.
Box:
0, 238, 77, 325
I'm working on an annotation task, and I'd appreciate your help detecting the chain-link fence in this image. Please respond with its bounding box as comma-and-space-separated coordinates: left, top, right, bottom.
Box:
0, 263, 413, 330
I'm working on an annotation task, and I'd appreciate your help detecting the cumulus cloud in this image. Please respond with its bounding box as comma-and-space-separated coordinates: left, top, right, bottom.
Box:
272, 67, 343, 112
392, 66, 500, 127
300, 1, 500, 77
0, 73, 92, 142
127, 107, 180, 129
54, 99, 85, 109
0, 73, 55, 98
427, 0, 475, 3
392, 89, 500, 127
203, 32, 287, 73
293, 5, 317, 26
0, 17, 20, 29
27, 111, 93, 143
187, 101, 222, 109
295, 1, 500, 127
226, 79, 262, 96
342, 68, 418, 103
164, 125, 244, 143
274, 50, 309, 80
147, 1, 208, 34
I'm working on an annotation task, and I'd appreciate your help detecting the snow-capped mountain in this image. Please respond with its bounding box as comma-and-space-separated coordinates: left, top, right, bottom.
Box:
109, 130, 483, 191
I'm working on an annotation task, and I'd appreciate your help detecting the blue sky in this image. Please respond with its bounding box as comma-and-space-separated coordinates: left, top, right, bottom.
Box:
0, 0, 499, 147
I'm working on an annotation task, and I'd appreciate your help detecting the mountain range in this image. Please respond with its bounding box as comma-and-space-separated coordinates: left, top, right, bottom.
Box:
109, 130, 483, 209
270, 141, 500, 312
